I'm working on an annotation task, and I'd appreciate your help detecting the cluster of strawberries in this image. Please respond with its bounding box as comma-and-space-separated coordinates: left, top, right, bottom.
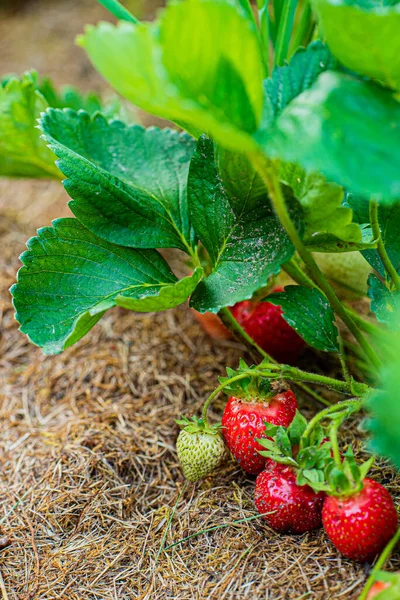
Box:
177, 382, 398, 565
176, 295, 398, 570
221, 389, 397, 564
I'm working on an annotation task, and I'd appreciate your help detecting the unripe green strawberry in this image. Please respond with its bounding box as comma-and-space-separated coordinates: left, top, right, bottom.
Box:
176, 416, 225, 482
313, 251, 371, 299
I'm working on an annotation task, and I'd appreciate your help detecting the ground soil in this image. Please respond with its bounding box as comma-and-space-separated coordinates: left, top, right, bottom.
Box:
0, 1, 399, 598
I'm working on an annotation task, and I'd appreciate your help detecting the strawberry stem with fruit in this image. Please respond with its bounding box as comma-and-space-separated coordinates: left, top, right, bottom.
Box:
253, 155, 382, 372
201, 366, 367, 425
329, 418, 344, 470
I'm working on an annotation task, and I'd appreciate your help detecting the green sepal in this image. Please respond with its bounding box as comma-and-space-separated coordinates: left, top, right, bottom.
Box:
325, 447, 375, 497
287, 410, 307, 446
175, 415, 222, 435
256, 410, 308, 466
218, 358, 273, 400
297, 468, 330, 492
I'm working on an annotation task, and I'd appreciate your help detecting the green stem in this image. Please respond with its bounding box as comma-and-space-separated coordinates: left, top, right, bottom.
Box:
201, 365, 354, 423
273, 0, 283, 25
274, 0, 298, 65
200, 371, 272, 423
97, 0, 138, 22
258, 0, 271, 76
300, 384, 332, 407
345, 306, 382, 337
220, 307, 269, 359
290, 1, 315, 54
219, 308, 332, 405
282, 367, 357, 394
283, 258, 315, 288
163, 512, 269, 551
237, 0, 257, 21
329, 419, 343, 469
358, 527, 400, 600
302, 399, 363, 440
369, 199, 400, 291
254, 156, 381, 371
338, 333, 352, 386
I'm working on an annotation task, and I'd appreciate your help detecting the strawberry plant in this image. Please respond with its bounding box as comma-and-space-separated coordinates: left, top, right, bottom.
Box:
4, 0, 400, 593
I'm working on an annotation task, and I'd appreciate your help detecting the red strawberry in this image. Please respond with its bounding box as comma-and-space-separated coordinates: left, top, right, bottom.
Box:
191, 309, 231, 340
322, 478, 398, 562
254, 462, 325, 533
221, 389, 298, 474
230, 290, 305, 364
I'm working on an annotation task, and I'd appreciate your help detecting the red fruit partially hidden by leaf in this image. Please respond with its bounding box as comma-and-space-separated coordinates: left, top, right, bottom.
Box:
230, 293, 305, 364
191, 309, 231, 340
322, 478, 398, 562
221, 390, 298, 474
254, 462, 325, 534
366, 581, 390, 599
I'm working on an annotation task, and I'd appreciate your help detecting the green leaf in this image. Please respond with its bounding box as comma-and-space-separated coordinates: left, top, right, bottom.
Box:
188, 136, 235, 265
312, 0, 400, 92
188, 137, 302, 312
346, 195, 400, 276
255, 39, 336, 143
287, 410, 307, 446
116, 268, 203, 312
367, 320, 400, 469
0, 70, 123, 179
275, 427, 292, 457
38, 77, 121, 119
217, 43, 364, 252
264, 40, 336, 117
264, 71, 400, 201
0, 72, 61, 178
78, 0, 264, 151
267, 285, 339, 351
216, 147, 267, 209
40, 109, 197, 252
368, 274, 400, 329
11, 219, 201, 355
279, 164, 365, 252
218, 42, 362, 252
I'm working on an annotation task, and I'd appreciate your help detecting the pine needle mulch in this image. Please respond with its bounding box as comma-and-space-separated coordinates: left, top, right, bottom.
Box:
1, 2, 400, 599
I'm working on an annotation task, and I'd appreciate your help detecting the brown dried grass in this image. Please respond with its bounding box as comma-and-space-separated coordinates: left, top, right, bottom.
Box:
0, 2, 399, 598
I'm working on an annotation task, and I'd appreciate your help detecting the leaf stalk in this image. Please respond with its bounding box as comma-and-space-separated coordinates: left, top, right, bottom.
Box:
253, 155, 381, 372
369, 199, 400, 291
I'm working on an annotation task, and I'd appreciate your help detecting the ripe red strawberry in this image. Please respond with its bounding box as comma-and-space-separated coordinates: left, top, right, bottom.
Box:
221, 389, 298, 474
191, 309, 231, 340
254, 462, 325, 533
230, 290, 305, 363
322, 478, 398, 562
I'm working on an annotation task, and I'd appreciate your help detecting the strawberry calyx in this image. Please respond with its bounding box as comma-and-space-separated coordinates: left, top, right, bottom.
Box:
218, 358, 281, 402
256, 411, 333, 481
322, 447, 375, 498
254, 412, 372, 495
175, 415, 222, 436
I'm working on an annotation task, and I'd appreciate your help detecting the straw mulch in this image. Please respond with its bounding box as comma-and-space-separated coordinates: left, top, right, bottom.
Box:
1, 1, 399, 598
